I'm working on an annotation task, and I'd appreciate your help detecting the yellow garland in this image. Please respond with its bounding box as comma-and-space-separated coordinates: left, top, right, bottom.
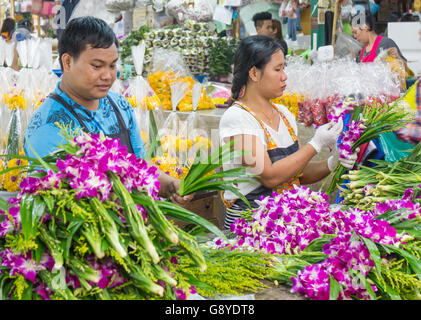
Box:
148, 71, 215, 111
270, 93, 303, 119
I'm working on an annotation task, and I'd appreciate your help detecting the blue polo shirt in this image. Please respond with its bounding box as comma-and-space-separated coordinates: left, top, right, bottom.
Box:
24, 82, 146, 159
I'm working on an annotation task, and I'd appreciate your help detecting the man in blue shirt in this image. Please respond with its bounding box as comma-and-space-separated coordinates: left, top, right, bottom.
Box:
24, 16, 191, 204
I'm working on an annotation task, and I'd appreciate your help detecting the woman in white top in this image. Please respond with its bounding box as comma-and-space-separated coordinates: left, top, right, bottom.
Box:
219, 35, 358, 229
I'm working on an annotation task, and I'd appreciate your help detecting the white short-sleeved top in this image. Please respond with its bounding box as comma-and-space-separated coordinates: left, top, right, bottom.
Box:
219, 103, 299, 200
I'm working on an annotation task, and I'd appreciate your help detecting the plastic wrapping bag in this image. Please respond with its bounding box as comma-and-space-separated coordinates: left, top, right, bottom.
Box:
105, 0, 135, 11
37, 39, 53, 71
334, 32, 363, 60
151, 47, 191, 78
0, 39, 5, 67
4, 42, 15, 67
165, 0, 214, 25
131, 42, 146, 76
16, 40, 28, 68
285, 58, 402, 126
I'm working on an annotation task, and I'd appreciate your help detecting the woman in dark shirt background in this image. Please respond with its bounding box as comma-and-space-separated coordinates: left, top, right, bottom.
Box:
272, 19, 288, 56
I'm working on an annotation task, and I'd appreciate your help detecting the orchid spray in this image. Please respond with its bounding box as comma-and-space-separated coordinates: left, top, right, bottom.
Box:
215, 184, 421, 300
325, 98, 410, 195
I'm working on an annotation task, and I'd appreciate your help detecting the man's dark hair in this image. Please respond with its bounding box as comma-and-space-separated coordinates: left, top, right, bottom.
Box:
252, 12, 272, 28
58, 16, 119, 70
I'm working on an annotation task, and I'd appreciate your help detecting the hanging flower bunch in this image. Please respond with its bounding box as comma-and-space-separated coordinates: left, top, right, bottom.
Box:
215, 185, 421, 300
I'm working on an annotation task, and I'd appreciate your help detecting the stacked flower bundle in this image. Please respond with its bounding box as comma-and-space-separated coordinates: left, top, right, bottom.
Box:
0, 128, 276, 300
340, 142, 421, 210
325, 98, 413, 194
215, 185, 421, 300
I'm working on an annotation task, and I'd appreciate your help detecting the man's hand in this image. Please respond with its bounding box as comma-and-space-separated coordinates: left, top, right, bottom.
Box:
165, 178, 194, 206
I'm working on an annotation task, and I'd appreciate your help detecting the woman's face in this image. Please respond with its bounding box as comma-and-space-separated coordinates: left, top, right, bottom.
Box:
352, 25, 370, 44
255, 50, 287, 99
271, 24, 279, 37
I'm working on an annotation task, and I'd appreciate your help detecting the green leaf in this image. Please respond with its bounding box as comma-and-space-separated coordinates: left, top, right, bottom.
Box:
396, 228, 421, 238
303, 234, 337, 252
329, 275, 340, 300
383, 244, 421, 281
354, 270, 377, 300
360, 236, 383, 285
21, 282, 33, 300
153, 199, 227, 240
32, 197, 46, 232
42, 195, 55, 213
64, 221, 84, 261
35, 241, 45, 264
20, 194, 34, 241
0, 275, 9, 300
0, 197, 11, 212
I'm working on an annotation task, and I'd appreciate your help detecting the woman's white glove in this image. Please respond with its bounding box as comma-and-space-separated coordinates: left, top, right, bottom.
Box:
327, 147, 360, 171
309, 118, 343, 153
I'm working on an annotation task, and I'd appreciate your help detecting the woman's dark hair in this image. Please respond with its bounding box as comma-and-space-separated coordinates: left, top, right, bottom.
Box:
231, 35, 284, 100
352, 11, 375, 31
58, 16, 119, 70
271, 19, 284, 41
1, 18, 15, 35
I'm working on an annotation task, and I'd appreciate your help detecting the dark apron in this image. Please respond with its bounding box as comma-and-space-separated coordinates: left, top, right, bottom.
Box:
231, 140, 300, 211
48, 93, 135, 154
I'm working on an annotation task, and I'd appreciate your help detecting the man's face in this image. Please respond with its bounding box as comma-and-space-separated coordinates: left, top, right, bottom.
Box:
62, 44, 119, 100
256, 20, 273, 36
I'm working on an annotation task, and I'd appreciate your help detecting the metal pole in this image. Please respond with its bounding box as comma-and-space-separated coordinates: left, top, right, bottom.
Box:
10, 0, 15, 18
37, 15, 41, 37
331, 0, 340, 47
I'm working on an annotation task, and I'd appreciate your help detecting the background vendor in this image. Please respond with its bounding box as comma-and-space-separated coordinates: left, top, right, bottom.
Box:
252, 12, 274, 37
24, 16, 191, 205
352, 12, 406, 64
219, 35, 358, 229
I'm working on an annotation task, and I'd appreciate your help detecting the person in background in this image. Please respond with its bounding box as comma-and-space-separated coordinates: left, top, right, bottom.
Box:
10, 19, 34, 42
24, 16, 192, 205
352, 12, 406, 63
271, 19, 288, 56
396, 28, 421, 145
0, 17, 15, 42
55, 0, 81, 40
252, 12, 273, 37
287, 0, 299, 41
219, 35, 358, 229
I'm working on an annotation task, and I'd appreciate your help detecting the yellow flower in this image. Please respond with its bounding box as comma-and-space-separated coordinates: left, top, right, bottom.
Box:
4, 93, 27, 110
1, 158, 28, 192
3, 170, 20, 192
126, 96, 138, 108
195, 136, 211, 150
140, 130, 149, 144
0, 159, 5, 189
160, 135, 177, 152
176, 136, 192, 152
